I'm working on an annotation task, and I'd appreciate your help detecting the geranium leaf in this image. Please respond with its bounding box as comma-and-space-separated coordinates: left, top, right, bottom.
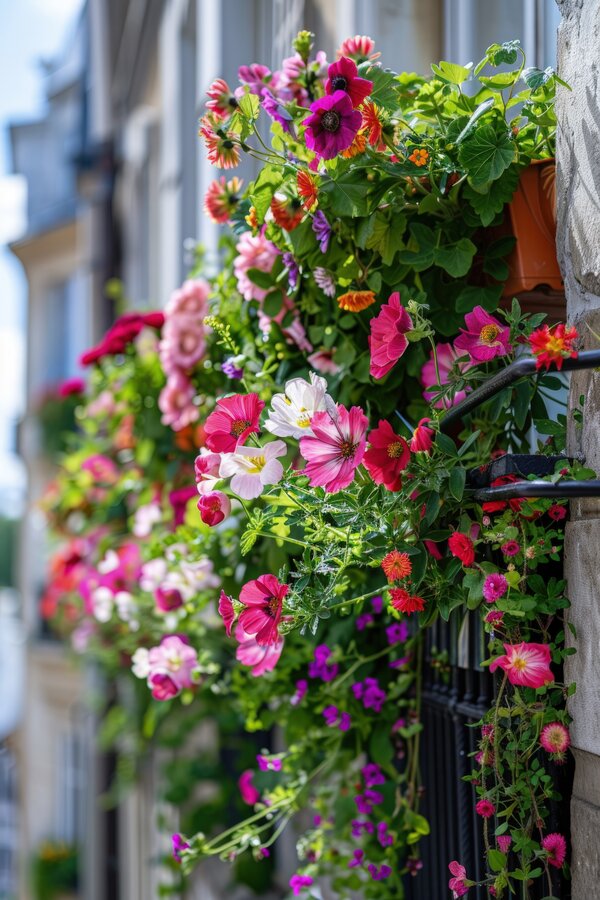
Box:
435, 237, 477, 277
458, 124, 516, 187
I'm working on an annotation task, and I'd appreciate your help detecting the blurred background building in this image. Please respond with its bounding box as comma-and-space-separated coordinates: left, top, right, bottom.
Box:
2, 1, 561, 898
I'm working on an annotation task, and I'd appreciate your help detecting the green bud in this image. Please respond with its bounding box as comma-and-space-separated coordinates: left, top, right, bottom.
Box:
293, 30, 314, 64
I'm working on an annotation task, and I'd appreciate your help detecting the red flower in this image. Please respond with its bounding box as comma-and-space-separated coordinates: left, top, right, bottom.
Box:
80, 312, 165, 365
239, 574, 289, 645
389, 588, 425, 615
529, 323, 578, 370
541, 833, 567, 868
448, 532, 475, 567
204, 393, 264, 452
369, 292, 413, 379
197, 491, 231, 526
325, 56, 373, 108
204, 176, 243, 223
297, 170, 318, 211
361, 100, 384, 149
270, 195, 304, 231
381, 551, 412, 582
363, 419, 410, 491
548, 503, 567, 521
410, 418, 434, 453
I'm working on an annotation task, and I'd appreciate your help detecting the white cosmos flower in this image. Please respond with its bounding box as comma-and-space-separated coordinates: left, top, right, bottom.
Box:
132, 648, 150, 679
264, 372, 334, 439
219, 440, 287, 500
91, 586, 114, 622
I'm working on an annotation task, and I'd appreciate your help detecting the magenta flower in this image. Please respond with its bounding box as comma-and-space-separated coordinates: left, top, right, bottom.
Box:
369, 292, 413, 379
497, 835, 512, 853
421, 342, 469, 409
154, 586, 184, 613
289, 874, 314, 896
482, 573, 508, 603
323, 705, 351, 731
540, 722, 571, 759
448, 860, 470, 897
475, 798, 495, 818
362, 762, 386, 787
257, 754, 282, 772
290, 679, 308, 706
311, 210, 331, 252
368, 863, 392, 881
261, 88, 294, 133
454, 306, 512, 364
308, 644, 339, 682
238, 769, 260, 805
238, 574, 289, 645
325, 56, 373, 107
299, 403, 368, 493
501, 540, 520, 557
204, 392, 264, 453
302, 90, 362, 159
489, 642, 554, 688
197, 490, 231, 526
235, 623, 284, 676
218, 590, 235, 637
171, 834, 190, 862
541, 832, 567, 868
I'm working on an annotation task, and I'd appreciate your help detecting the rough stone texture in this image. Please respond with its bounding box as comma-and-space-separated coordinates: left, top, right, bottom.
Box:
557, 3, 600, 896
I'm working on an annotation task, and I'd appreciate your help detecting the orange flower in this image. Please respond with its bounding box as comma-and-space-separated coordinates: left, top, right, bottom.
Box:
270, 195, 304, 231
361, 101, 384, 149
389, 588, 425, 615
203, 176, 244, 223
337, 290, 376, 312
528, 323, 578, 370
199, 116, 240, 169
341, 130, 367, 158
381, 551, 412, 582
245, 206, 259, 229
408, 147, 429, 167
297, 170, 318, 211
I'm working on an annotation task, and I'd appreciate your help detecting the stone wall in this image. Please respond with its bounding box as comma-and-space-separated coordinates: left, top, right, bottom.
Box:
555, 2, 600, 897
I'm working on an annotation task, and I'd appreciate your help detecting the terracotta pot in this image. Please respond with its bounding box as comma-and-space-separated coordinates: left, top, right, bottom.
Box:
503, 158, 563, 297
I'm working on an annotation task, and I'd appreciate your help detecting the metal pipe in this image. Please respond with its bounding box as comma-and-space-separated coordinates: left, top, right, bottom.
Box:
473, 480, 600, 502
438, 349, 600, 433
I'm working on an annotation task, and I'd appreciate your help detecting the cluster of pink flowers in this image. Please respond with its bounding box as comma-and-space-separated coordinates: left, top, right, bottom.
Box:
132, 635, 199, 700
158, 279, 210, 431
217, 575, 289, 676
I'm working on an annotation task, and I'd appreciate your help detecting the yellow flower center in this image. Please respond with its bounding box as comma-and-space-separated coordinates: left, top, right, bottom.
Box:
512, 656, 527, 671
248, 454, 266, 473
480, 324, 501, 345
231, 418, 251, 437
296, 408, 311, 428
387, 441, 405, 459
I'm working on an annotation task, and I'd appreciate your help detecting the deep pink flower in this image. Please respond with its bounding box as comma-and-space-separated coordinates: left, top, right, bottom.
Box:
235, 623, 284, 676
501, 540, 520, 557
369, 292, 413, 379
302, 91, 362, 159
448, 532, 475, 566
299, 403, 368, 493
234, 231, 279, 302
238, 574, 289, 645
485, 610, 504, 626
289, 874, 314, 896
541, 833, 567, 868
497, 835, 512, 853
482, 573, 508, 603
410, 418, 434, 453
237, 63, 273, 95
448, 860, 470, 897
204, 393, 264, 452
205, 77, 237, 118
337, 35, 378, 62
169, 485, 197, 526
325, 56, 373, 107
147, 635, 198, 699
171, 834, 190, 862
58, 377, 85, 397
154, 587, 184, 612
148, 671, 180, 701
540, 722, 571, 759
194, 449, 222, 495
363, 419, 410, 491
158, 371, 199, 431
197, 490, 231, 526
475, 798, 495, 818
238, 769, 260, 805
489, 642, 554, 688
257, 754, 282, 772
454, 306, 512, 364
81, 454, 119, 484
218, 590, 235, 637
420, 342, 469, 409
548, 503, 567, 521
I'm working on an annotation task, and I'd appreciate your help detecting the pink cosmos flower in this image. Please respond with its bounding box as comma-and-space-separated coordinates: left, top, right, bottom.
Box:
369, 292, 413, 379
237, 63, 274, 95
218, 590, 235, 637
541, 833, 567, 868
219, 440, 286, 499
238, 574, 289, 645
234, 231, 279, 303
325, 56, 373, 107
497, 835, 512, 853
204, 393, 265, 452
235, 622, 284, 676
489, 642, 554, 688
475, 798, 495, 818
197, 490, 231, 526
421, 342, 469, 409
454, 306, 512, 364
482, 573, 508, 603
194, 449, 222, 495
448, 860, 470, 898
299, 403, 368, 493
540, 722, 571, 759
158, 371, 199, 431
238, 769, 260, 805
302, 90, 362, 159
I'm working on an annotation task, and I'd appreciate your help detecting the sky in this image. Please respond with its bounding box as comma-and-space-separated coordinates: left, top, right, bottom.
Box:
0, 0, 84, 512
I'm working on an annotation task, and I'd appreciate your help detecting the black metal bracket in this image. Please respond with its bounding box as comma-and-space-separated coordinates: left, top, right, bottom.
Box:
438, 349, 600, 434
473, 479, 600, 502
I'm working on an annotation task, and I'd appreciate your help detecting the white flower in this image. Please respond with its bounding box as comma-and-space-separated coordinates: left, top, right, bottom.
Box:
264, 372, 334, 439
132, 648, 150, 679
91, 586, 114, 622
133, 502, 162, 538
219, 440, 287, 500
97, 550, 120, 575
140, 557, 168, 592
114, 590, 137, 622
180, 557, 220, 592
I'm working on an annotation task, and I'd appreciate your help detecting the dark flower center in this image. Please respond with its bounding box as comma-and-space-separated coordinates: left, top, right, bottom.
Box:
321, 110, 341, 133
331, 75, 348, 92
231, 418, 250, 436
339, 439, 358, 459
265, 596, 280, 618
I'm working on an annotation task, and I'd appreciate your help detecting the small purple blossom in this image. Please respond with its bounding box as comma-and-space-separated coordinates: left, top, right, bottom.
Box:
309, 644, 338, 681
386, 621, 409, 644
354, 789, 384, 815
314, 267, 336, 297
291, 679, 308, 706
261, 88, 294, 133
407, 858, 423, 876
311, 210, 331, 253
222, 357, 244, 379
171, 833, 190, 862
482, 572, 509, 603
361, 762, 385, 787
368, 863, 392, 881
289, 874, 314, 896
377, 821, 394, 847
371, 595, 383, 614
348, 848, 365, 868
323, 705, 351, 731
356, 612, 374, 631
351, 818, 375, 838
352, 677, 387, 713
282, 251, 300, 289
256, 754, 282, 772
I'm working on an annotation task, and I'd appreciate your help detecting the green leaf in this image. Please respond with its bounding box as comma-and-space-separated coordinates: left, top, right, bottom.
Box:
458, 124, 516, 187
246, 267, 274, 289
479, 72, 519, 90
488, 849, 507, 873
455, 284, 502, 313
369, 725, 394, 766
449, 466, 466, 501
486, 40, 521, 67
431, 60, 471, 85
522, 66, 555, 91
397, 223, 436, 271
251, 165, 284, 222
455, 98, 495, 144
320, 171, 371, 217
359, 63, 400, 109
464, 166, 520, 226
237, 91, 260, 119
263, 292, 284, 317
435, 431, 459, 457
435, 238, 477, 277
365, 212, 406, 265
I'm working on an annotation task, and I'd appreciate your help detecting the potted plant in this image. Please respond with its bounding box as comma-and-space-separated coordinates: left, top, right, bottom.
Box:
30, 842, 78, 900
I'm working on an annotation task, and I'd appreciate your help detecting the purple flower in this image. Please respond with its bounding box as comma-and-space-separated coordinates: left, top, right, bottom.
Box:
283, 251, 300, 289
237, 63, 273, 95
371, 595, 383, 614
482, 572, 509, 603
368, 863, 392, 881
309, 644, 338, 681
354, 790, 384, 815
386, 621, 409, 644
311, 210, 331, 253
291, 679, 308, 706
323, 705, 351, 731
361, 763, 385, 787
261, 88, 294, 133
377, 821, 394, 847
351, 818, 375, 838
290, 874, 314, 896
222, 357, 244, 379
352, 677, 387, 713
171, 833, 190, 862
407, 858, 423, 876
314, 267, 336, 297
302, 90, 362, 159
348, 848, 365, 868
356, 613, 374, 631
256, 754, 282, 772
339, 711, 352, 731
